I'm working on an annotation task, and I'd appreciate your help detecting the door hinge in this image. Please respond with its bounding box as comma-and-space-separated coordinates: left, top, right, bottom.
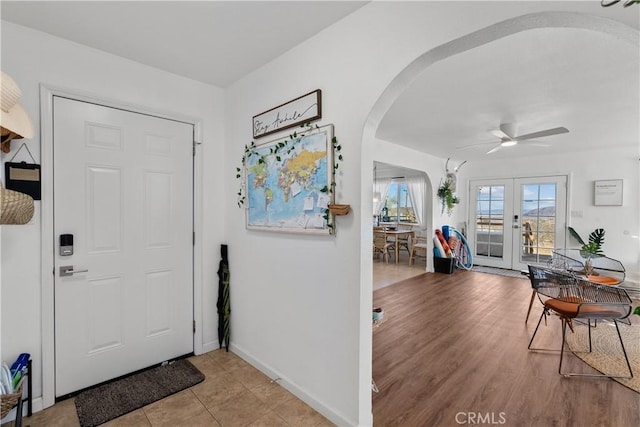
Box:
193, 141, 196, 156
193, 320, 196, 334
193, 231, 195, 245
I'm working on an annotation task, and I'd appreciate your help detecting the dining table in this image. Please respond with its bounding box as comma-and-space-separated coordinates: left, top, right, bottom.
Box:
384, 229, 415, 264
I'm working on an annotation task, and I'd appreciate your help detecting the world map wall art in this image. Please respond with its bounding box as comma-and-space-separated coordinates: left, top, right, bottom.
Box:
244, 124, 335, 234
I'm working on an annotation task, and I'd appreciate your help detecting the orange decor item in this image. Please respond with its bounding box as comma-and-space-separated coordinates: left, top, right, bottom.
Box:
435, 229, 451, 256
586, 275, 619, 286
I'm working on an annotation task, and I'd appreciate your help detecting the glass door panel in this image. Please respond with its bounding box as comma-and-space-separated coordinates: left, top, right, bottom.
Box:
470, 180, 513, 269
512, 177, 566, 271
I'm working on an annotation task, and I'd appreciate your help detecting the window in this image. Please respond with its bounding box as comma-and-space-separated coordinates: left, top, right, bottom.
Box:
475, 185, 505, 258
521, 183, 557, 261
379, 180, 417, 224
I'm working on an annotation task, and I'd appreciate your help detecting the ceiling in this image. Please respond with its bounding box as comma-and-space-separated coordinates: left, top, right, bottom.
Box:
2, 2, 639, 162
376, 25, 640, 161
1, 1, 367, 88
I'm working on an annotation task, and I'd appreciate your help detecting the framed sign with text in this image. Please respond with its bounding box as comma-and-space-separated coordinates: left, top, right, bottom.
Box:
252, 89, 321, 139
594, 179, 623, 206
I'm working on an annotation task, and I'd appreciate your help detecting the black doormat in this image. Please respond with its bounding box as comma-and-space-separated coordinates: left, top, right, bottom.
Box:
74, 359, 204, 427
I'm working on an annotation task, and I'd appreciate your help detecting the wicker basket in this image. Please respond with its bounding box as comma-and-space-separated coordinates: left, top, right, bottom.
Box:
0, 186, 34, 225
328, 204, 351, 216
1, 383, 23, 419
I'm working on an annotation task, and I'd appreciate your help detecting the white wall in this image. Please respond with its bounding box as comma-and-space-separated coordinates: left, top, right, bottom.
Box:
1, 21, 225, 409
457, 147, 640, 284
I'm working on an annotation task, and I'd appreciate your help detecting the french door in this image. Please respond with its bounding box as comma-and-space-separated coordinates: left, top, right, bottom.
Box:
469, 176, 567, 271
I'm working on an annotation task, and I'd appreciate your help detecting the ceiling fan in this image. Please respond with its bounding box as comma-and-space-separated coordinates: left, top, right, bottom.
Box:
459, 123, 569, 154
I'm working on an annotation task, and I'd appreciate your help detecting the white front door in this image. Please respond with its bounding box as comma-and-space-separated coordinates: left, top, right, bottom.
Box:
53, 96, 194, 396
469, 176, 567, 271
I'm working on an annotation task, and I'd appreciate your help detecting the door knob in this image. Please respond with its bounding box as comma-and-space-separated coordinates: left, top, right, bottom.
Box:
59, 266, 89, 277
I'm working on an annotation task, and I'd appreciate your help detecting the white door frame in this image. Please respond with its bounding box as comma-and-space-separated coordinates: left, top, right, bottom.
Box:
39, 85, 204, 408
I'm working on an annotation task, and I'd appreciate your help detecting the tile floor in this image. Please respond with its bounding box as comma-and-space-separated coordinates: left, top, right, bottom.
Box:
7, 350, 334, 427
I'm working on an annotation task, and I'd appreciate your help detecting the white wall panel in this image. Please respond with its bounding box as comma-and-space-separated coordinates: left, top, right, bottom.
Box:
85, 122, 122, 151
88, 276, 123, 354
144, 171, 172, 248
87, 166, 122, 253
145, 270, 172, 337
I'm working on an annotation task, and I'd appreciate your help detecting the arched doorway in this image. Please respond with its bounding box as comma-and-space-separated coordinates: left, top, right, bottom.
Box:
360, 10, 638, 423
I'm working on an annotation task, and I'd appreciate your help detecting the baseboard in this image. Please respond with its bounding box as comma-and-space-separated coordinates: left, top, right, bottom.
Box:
230, 343, 356, 427
201, 340, 220, 355
0, 396, 44, 421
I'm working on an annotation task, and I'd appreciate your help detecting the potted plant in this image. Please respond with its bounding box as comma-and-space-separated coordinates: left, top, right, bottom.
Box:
568, 227, 605, 275
437, 180, 459, 216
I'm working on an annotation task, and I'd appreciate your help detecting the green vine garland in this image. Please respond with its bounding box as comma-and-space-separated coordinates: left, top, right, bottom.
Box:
236, 122, 343, 234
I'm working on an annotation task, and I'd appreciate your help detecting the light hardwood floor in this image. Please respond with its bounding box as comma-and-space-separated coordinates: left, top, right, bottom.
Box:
372, 270, 640, 427
373, 249, 426, 290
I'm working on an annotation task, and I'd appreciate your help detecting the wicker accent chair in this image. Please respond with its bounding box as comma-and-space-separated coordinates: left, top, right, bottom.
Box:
410, 234, 428, 265
526, 265, 633, 378
373, 229, 394, 263
394, 224, 414, 257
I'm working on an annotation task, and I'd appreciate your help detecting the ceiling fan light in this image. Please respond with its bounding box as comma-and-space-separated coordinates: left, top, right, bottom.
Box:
501, 140, 517, 147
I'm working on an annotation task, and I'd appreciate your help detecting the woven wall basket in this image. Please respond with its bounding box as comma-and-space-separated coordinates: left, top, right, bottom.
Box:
328, 204, 351, 216
1, 186, 34, 225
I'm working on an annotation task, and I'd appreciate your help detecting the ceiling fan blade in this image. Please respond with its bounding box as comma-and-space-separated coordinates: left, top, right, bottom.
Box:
490, 129, 511, 140
499, 123, 517, 139
486, 144, 502, 154
514, 127, 569, 141
456, 141, 495, 150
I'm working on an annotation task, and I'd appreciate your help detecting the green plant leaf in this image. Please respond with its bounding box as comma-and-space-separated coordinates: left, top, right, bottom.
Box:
588, 228, 605, 248
567, 227, 586, 246
634, 306, 640, 316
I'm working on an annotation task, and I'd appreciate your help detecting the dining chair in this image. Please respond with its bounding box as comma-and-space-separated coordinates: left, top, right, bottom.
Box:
395, 224, 413, 256
527, 265, 633, 378
410, 233, 428, 265
373, 229, 394, 263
